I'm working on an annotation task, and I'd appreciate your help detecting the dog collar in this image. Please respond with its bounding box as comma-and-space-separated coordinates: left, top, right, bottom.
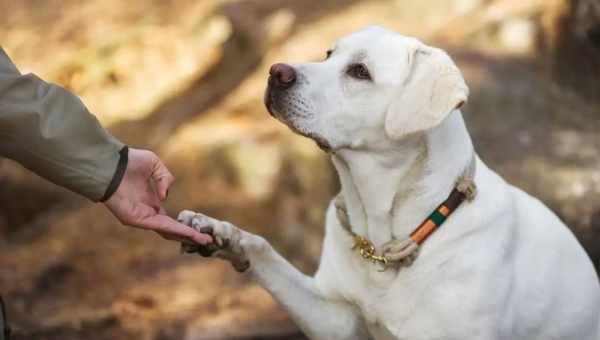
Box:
334, 153, 477, 270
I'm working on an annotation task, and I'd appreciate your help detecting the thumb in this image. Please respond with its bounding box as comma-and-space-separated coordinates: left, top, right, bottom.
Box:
151, 157, 175, 201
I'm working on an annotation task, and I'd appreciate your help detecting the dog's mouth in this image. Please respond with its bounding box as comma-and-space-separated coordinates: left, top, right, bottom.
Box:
264, 85, 332, 152
263, 84, 276, 118
299, 130, 332, 152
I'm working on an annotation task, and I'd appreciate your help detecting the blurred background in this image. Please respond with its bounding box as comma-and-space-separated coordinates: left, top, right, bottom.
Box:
0, 0, 599, 339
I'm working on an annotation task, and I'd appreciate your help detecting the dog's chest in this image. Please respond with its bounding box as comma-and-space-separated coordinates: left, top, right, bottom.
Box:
325, 248, 449, 339
320, 211, 484, 339
361, 270, 451, 339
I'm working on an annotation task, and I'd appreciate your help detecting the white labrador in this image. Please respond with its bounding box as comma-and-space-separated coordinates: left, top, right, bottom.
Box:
179, 26, 600, 340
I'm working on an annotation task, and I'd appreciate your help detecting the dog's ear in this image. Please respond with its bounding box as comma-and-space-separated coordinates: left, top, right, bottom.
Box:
385, 43, 469, 139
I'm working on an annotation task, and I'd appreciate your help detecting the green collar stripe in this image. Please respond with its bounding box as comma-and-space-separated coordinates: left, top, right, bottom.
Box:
429, 210, 447, 226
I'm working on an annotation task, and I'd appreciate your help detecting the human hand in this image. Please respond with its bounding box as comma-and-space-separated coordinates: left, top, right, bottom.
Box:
104, 148, 212, 245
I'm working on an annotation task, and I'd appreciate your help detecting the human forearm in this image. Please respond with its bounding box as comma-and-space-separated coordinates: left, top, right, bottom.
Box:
0, 48, 125, 201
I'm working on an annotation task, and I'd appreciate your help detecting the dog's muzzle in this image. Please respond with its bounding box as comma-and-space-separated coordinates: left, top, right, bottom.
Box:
263, 63, 332, 152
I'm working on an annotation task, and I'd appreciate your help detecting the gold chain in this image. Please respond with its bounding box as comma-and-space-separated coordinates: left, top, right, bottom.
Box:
352, 235, 388, 266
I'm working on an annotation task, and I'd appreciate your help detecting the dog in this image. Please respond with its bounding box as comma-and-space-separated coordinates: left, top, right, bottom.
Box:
178, 26, 600, 340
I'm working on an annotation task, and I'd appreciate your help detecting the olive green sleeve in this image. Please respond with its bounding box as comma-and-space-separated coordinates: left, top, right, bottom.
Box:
0, 48, 128, 202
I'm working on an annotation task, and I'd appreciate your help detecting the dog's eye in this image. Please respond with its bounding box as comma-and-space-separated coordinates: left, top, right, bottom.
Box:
346, 63, 371, 80
325, 50, 333, 60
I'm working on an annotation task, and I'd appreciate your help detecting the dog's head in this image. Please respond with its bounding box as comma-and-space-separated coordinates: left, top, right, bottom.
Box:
264, 26, 469, 151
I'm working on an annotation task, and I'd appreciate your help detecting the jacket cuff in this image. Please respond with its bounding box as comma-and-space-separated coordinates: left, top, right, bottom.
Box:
99, 146, 129, 202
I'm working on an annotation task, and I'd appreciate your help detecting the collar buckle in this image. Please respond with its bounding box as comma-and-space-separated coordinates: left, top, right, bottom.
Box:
352, 235, 389, 266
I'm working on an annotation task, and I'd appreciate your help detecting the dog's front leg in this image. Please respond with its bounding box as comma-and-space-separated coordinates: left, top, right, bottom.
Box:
178, 211, 371, 340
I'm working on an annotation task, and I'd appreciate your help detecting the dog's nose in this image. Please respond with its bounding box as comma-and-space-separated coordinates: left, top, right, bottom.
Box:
269, 63, 296, 89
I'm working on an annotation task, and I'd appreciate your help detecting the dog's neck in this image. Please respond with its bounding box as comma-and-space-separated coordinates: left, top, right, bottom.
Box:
331, 111, 474, 248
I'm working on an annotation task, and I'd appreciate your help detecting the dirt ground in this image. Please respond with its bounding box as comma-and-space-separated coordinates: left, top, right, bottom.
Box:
1, 0, 599, 339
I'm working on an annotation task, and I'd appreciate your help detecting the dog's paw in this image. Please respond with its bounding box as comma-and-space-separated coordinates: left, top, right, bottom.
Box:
182, 211, 268, 272
177, 210, 197, 226
177, 210, 218, 256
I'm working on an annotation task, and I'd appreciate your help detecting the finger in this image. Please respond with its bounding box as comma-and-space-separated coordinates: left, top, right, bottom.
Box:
147, 187, 162, 214
155, 231, 181, 241
151, 158, 175, 201
155, 209, 188, 242
155, 229, 192, 242
141, 214, 213, 245
154, 208, 193, 243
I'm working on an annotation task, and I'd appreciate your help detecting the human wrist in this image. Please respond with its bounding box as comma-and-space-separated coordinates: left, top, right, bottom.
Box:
99, 146, 129, 202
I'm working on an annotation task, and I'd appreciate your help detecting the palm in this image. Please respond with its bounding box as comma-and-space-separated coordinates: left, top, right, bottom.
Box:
104, 148, 212, 244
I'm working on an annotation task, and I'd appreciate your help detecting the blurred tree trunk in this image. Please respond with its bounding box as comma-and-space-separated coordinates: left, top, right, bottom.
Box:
540, 0, 600, 102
